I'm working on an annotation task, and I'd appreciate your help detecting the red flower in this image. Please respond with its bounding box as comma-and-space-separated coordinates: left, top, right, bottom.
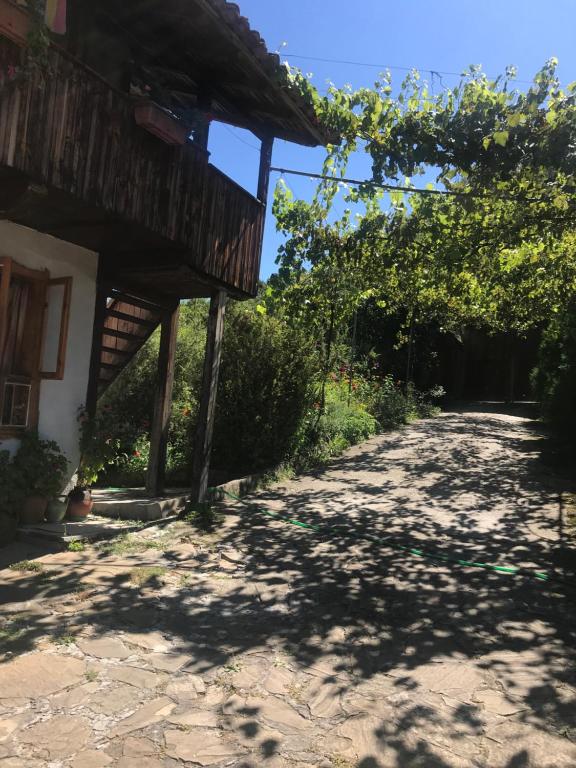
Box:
133, 450, 141, 458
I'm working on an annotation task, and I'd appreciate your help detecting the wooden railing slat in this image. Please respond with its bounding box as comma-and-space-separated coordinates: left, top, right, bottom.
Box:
0, 38, 264, 296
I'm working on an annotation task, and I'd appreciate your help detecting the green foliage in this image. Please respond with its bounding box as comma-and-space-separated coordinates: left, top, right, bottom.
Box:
184, 502, 223, 533
212, 303, 319, 473
9, 560, 43, 573
270, 60, 576, 359
289, 374, 439, 470
310, 401, 375, 459
67, 540, 86, 552
294, 385, 377, 468
370, 375, 415, 429
0, 450, 24, 520
51, 634, 76, 646
532, 299, 576, 439
77, 407, 127, 488
93, 299, 439, 488
300, 57, 576, 192
11, 432, 68, 499
130, 566, 167, 588
100, 300, 208, 487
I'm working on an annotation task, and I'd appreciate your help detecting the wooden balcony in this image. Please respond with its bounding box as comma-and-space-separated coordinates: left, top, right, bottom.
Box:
0, 36, 264, 297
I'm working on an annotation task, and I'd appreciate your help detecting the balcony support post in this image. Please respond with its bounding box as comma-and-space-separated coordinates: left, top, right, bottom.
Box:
146, 303, 180, 497
257, 135, 274, 206
195, 91, 212, 151
190, 289, 227, 504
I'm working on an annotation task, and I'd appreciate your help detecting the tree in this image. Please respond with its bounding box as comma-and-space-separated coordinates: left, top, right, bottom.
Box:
270, 60, 576, 347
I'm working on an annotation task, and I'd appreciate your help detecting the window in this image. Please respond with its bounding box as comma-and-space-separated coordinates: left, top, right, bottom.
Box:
0, 257, 72, 437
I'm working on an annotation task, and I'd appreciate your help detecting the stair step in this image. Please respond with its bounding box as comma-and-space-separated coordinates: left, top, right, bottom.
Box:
101, 345, 131, 356
105, 309, 158, 327
95, 287, 166, 401
101, 327, 146, 342
110, 290, 169, 313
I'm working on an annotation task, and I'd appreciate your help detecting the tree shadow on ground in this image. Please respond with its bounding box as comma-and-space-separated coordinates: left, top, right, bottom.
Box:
1, 405, 575, 767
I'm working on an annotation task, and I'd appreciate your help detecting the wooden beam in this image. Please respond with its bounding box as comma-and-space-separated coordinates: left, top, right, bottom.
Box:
255, 135, 274, 269
146, 304, 180, 497
257, 135, 274, 206
190, 290, 227, 503
85, 264, 110, 416
194, 91, 212, 151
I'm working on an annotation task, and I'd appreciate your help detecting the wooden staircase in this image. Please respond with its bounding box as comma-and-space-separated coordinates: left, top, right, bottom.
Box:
96, 288, 175, 399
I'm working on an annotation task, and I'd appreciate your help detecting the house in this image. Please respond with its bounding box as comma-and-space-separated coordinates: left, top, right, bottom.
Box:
0, 0, 325, 502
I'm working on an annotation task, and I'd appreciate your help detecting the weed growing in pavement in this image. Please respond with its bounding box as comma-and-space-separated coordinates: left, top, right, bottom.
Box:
9, 560, 43, 573
130, 566, 167, 587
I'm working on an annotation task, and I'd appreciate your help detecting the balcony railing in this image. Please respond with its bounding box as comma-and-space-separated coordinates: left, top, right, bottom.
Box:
0, 35, 264, 296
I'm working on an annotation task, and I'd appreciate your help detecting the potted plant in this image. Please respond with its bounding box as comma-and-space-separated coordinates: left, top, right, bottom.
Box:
134, 100, 189, 146
12, 432, 68, 525
67, 484, 93, 522
68, 407, 123, 521
46, 495, 68, 523
0, 450, 22, 545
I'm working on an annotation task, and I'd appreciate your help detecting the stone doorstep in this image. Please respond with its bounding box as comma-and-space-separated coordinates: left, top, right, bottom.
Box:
206, 471, 269, 502
17, 515, 179, 547
93, 492, 189, 522
94, 468, 272, 521
17, 469, 271, 549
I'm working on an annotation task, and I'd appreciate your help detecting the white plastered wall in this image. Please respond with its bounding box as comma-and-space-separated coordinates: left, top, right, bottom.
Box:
0, 222, 98, 476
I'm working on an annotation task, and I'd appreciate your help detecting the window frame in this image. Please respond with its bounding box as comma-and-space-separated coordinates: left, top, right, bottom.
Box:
0, 256, 49, 439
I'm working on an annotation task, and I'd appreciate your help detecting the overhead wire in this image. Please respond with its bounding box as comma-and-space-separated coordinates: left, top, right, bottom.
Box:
221, 124, 261, 152
282, 53, 537, 86
270, 166, 575, 205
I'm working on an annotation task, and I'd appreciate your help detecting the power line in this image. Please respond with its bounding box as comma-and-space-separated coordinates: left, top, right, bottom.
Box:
270, 166, 570, 204
221, 124, 261, 152
282, 53, 535, 86
272, 166, 489, 199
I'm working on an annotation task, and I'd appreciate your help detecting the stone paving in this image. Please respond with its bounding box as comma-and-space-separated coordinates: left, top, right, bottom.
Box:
1, 406, 575, 768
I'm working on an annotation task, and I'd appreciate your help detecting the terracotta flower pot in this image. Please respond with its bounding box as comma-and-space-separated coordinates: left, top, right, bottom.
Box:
67, 489, 93, 522
20, 496, 48, 525
134, 102, 188, 145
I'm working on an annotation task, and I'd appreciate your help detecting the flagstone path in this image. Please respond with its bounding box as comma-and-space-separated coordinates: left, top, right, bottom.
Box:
1, 406, 575, 768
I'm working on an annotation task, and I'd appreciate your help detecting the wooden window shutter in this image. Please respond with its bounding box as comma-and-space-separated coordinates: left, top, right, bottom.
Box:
40, 276, 72, 380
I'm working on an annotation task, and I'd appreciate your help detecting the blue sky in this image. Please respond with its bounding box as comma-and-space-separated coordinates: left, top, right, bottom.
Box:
208, 0, 576, 280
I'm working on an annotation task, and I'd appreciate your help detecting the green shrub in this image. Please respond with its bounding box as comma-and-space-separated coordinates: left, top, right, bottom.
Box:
532, 299, 576, 440
407, 383, 445, 420
291, 379, 378, 469
91, 298, 441, 487
370, 375, 412, 429
11, 432, 68, 498
211, 304, 319, 474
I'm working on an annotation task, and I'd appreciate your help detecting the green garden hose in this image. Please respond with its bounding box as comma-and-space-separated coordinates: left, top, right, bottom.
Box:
213, 488, 571, 586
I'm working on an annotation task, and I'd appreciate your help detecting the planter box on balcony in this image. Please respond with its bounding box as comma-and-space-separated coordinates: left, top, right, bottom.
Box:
134, 102, 189, 146
0, 0, 30, 46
